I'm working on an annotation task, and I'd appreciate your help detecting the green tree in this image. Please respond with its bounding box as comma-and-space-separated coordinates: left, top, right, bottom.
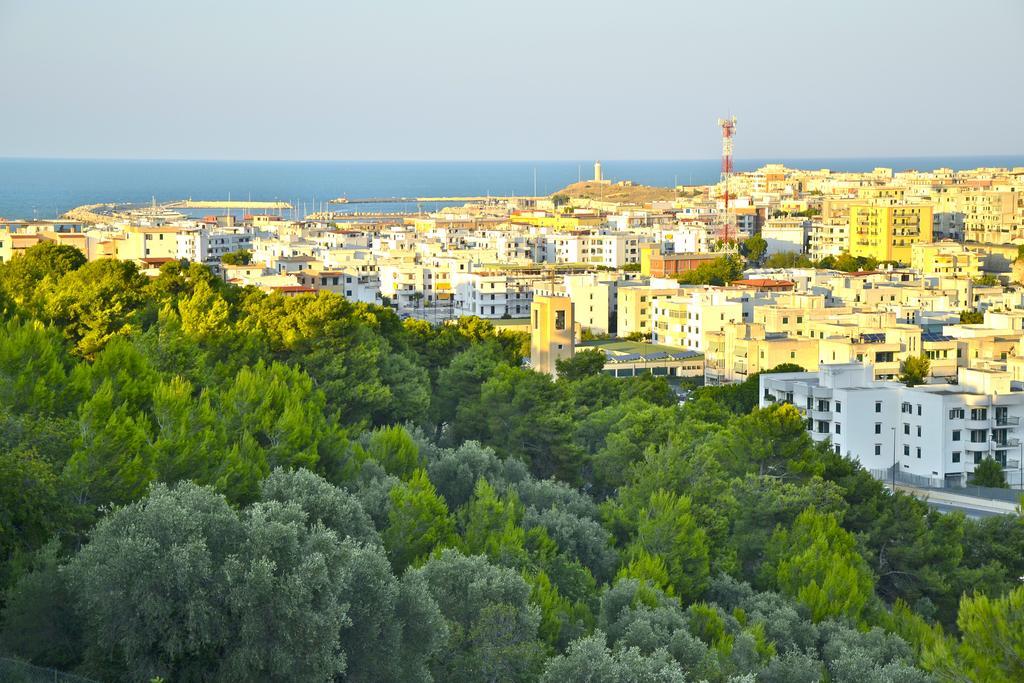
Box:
384, 468, 456, 571
66, 482, 352, 682
950, 584, 1024, 683
898, 354, 930, 387
220, 249, 252, 265
677, 255, 744, 286
0, 242, 86, 310
0, 540, 83, 669
764, 251, 813, 269
540, 632, 686, 682
764, 507, 875, 622
64, 380, 155, 507
629, 490, 710, 603
556, 349, 606, 381
0, 318, 74, 416
969, 457, 1008, 488
178, 278, 230, 339
0, 446, 62, 586
471, 365, 582, 482
959, 309, 984, 324
37, 258, 149, 357
742, 235, 768, 265
414, 549, 545, 683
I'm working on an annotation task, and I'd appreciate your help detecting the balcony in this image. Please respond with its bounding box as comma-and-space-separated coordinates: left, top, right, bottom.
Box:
990, 437, 1021, 450
994, 415, 1020, 426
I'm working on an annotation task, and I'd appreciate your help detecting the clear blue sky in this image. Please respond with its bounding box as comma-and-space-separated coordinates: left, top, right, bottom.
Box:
1, 0, 1021, 160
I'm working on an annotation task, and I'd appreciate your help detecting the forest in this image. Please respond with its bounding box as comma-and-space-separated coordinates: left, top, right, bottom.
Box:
0, 243, 1021, 682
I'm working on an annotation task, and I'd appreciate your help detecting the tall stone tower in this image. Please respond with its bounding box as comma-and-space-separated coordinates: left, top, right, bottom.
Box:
594, 160, 603, 183
530, 295, 574, 377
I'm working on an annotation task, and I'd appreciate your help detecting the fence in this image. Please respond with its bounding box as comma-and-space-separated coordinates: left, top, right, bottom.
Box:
0, 658, 97, 683
869, 466, 1024, 504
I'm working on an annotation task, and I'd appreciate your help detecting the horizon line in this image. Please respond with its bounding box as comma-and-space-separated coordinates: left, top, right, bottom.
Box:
3, 153, 1024, 164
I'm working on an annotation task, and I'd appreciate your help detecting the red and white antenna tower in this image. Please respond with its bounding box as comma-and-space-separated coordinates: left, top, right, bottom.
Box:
717, 116, 737, 243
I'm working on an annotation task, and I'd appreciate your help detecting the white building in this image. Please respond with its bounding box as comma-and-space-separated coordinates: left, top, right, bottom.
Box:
760, 363, 1024, 488
761, 217, 810, 256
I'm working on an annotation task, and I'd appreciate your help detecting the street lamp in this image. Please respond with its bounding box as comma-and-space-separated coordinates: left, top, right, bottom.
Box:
891, 426, 898, 493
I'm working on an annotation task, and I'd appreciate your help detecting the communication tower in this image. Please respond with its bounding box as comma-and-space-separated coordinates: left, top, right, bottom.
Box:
717, 116, 737, 243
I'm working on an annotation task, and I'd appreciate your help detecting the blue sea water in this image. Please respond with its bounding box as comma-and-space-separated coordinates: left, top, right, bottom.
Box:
1, 156, 1023, 220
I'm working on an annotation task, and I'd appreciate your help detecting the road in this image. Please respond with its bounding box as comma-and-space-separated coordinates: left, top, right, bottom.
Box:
894, 484, 1019, 519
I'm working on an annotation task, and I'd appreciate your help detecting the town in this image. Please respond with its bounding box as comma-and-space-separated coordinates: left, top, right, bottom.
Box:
4, 155, 1024, 494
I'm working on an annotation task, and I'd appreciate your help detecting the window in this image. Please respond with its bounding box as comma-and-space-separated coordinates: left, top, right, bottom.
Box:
902, 402, 912, 414
952, 430, 961, 441
835, 423, 841, 434
917, 426, 921, 437
554, 310, 566, 330
874, 444, 882, 456
949, 408, 964, 419
875, 401, 882, 413
971, 408, 987, 421
970, 430, 986, 443
904, 423, 910, 435
917, 405, 922, 416
974, 452, 983, 464
916, 447, 921, 459
835, 401, 841, 413
875, 423, 882, 434
952, 451, 961, 463
903, 445, 910, 456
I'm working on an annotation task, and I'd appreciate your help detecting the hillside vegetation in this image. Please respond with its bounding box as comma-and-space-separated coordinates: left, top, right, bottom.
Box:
0, 243, 1021, 682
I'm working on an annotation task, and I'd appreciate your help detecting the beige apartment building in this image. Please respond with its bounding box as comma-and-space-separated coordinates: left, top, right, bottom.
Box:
530, 295, 574, 377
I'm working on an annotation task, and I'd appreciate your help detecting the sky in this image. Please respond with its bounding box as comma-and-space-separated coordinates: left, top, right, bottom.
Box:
1, 0, 1022, 161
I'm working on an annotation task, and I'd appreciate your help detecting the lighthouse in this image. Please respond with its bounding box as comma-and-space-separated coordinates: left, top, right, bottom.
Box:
593, 160, 603, 183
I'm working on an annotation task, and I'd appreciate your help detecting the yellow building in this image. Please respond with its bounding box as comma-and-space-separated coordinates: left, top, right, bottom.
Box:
704, 323, 818, 384
616, 285, 679, 337
910, 242, 982, 279
530, 295, 574, 377
511, 213, 603, 231
849, 203, 934, 264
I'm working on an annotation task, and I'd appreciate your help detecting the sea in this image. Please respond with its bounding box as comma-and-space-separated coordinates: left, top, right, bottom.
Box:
1, 156, 1023, 221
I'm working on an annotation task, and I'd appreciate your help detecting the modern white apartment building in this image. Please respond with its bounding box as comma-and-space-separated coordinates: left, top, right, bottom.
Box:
451, 270, 537, 319
760, 363, 1024, 488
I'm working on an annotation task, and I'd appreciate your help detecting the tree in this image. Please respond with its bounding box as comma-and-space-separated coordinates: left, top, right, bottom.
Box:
952, 584, 1024, 683
65, 482, 352, 682
220, 249, 253, 265
0, 242, 86, 310
413, 549, 545, 683
0, 446, 62, 586
629, 490, 710, 602
764, 251, 812, 269
471, 365, 582, 483
676, 255, 744, 286
969, 457, 1008, 488
0, 540, 83, 669
959, 309, 984, 324
540, 632, 686, 683
36, 258, 149, 357
384, 468, 456, 571
742, 235, 768, 265
556, 349, 606, 382
764, 507, 875, 622
898, 355, 930, 387
973, 274, 999, 286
